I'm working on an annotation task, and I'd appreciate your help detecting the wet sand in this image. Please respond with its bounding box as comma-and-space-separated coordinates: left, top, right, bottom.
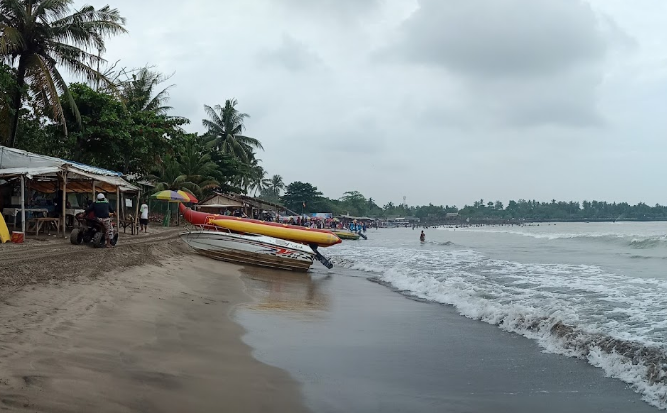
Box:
0, 242, 308, 413
236, 266, 660, 413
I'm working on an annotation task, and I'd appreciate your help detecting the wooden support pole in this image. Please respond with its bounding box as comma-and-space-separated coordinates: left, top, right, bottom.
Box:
121, 192, 126, 220
20, 175, 25, 234
116, 186, 120, 233
134, 191, 140, 234
62, 172, 67, 238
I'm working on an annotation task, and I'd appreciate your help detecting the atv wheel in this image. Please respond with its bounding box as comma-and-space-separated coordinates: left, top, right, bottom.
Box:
69, 228, 83, 245
92, 232, 105, 248
111, 233, 119, 246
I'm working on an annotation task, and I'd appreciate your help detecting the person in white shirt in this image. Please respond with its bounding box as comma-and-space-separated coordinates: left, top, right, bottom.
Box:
140, 202, 149, 233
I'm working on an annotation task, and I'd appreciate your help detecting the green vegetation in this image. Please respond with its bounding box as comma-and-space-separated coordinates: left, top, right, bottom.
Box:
277, 190, 667, 222
0, 1, 264, 199
454, 199, 667, 222
0, 0, 126, 147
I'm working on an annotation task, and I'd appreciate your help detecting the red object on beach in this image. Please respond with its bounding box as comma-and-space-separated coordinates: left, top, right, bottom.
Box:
11, 232, 24, 243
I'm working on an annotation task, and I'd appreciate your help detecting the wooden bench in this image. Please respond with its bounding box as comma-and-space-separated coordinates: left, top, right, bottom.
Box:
28, 217, 61, 236
119, 217, 139, 235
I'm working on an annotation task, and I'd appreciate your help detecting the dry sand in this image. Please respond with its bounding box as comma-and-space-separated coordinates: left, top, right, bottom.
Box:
0, 233, 308, 412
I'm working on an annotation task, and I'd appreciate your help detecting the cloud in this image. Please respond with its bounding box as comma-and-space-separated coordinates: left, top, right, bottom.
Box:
258, 35, 324, 72
384, 0, 613, 128
394, 0, 606, 78
275, 0, 382, 17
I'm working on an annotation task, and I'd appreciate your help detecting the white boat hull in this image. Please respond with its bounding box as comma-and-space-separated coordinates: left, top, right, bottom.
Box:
181, 230, 315, 272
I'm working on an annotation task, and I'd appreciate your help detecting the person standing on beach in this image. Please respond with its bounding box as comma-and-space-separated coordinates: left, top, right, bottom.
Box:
420, 230, 426, 242
140, 202, 149, 233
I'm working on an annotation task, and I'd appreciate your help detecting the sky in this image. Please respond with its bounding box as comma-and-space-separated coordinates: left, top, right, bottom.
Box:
74, 0, 667, 207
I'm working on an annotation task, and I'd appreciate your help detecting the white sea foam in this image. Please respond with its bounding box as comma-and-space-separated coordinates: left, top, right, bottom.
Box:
436, 227, 667, 248
331, 242, 667, 409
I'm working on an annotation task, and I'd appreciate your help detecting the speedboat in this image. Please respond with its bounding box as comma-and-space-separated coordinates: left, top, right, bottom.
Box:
181, 228, 318, 272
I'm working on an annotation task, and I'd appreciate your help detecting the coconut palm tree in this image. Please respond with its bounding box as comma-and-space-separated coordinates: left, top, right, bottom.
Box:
268, 174, 285, 198
250, 164, 271, 197
150, 155, 197, 194
0, 0, 127, 147
202, 99, 263, 163
177, 137, 219, 198
120, 66, 173, 114
235, 156, 264, 195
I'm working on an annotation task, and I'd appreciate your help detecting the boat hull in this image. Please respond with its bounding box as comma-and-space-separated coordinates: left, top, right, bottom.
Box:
332, 230, 360, 240
181, 230, 315, 272
179, 203, 341, 247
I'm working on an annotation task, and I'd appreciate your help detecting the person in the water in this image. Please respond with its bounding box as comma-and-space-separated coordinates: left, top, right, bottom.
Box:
420, 230, 425, 242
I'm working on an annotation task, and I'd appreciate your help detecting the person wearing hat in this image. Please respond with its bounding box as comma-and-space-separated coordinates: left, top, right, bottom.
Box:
84, 193, 116, 248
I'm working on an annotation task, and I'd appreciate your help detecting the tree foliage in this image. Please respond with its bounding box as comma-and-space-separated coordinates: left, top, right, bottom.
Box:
203, 99, 263, 164
0, 0, 127, 147
119, 66, 173, 114
0, 63, 18, 144
281, 182, 324, 213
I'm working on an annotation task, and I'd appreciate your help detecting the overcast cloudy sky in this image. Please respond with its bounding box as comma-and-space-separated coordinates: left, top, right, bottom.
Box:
76, 0, 667, 207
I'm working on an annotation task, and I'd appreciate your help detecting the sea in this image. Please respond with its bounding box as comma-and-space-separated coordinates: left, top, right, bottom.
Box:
328, 222, 667, 410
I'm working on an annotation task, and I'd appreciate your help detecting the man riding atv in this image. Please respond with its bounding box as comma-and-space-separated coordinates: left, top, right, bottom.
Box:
84, 193, 116, 248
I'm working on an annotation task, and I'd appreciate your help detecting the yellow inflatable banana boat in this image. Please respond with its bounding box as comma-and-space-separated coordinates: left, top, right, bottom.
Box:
210, 218, 341, 247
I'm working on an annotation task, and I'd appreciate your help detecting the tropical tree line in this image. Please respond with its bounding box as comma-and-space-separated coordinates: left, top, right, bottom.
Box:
265, 182, 667, 222
0, 0, 280, 200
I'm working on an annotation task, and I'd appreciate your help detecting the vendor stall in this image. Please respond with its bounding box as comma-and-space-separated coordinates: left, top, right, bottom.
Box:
0, 146, 140, 238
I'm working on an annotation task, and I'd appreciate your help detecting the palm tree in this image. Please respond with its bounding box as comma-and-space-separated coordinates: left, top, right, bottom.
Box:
150, 155, 197, 194
120, 66, 173, 114
0, 0, 126, 147
178, 138, 219, 196
268, 174, 285, 198
236, 156, 264, 195
202, 99, 263, 163
250, 165, 271, 197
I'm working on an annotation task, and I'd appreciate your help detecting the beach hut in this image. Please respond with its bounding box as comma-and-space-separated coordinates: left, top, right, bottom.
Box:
196, 192, 299, 220
196, 193, 246, 215
0, 146, 139, 237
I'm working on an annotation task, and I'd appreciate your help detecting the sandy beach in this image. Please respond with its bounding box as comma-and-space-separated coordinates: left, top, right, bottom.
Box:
0, 234, 308, 413
0, 229, 663, 413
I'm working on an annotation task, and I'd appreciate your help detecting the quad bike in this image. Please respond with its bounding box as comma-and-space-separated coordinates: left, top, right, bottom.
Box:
70, 213, 118, 248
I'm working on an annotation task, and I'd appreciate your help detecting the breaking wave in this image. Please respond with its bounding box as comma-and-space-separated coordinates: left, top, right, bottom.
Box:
437, 227, 667, 249
331, 245, 667, 409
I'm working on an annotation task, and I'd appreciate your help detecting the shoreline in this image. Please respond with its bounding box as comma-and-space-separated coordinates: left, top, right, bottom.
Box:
0, 237, 309, 412
235, 267, 661, 413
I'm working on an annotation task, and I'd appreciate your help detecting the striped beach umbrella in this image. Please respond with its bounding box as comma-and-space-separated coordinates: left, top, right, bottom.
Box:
151, 190, 198, 203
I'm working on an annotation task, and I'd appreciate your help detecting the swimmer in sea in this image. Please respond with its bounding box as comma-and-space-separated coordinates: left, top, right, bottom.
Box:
420, 230, 425, 242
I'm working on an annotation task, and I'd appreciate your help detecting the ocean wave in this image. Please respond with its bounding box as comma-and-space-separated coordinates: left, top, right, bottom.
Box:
437, 227, 667, 249
426, 240, 454, 246
630, 237, 667, 249
331, 245, 667, 409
